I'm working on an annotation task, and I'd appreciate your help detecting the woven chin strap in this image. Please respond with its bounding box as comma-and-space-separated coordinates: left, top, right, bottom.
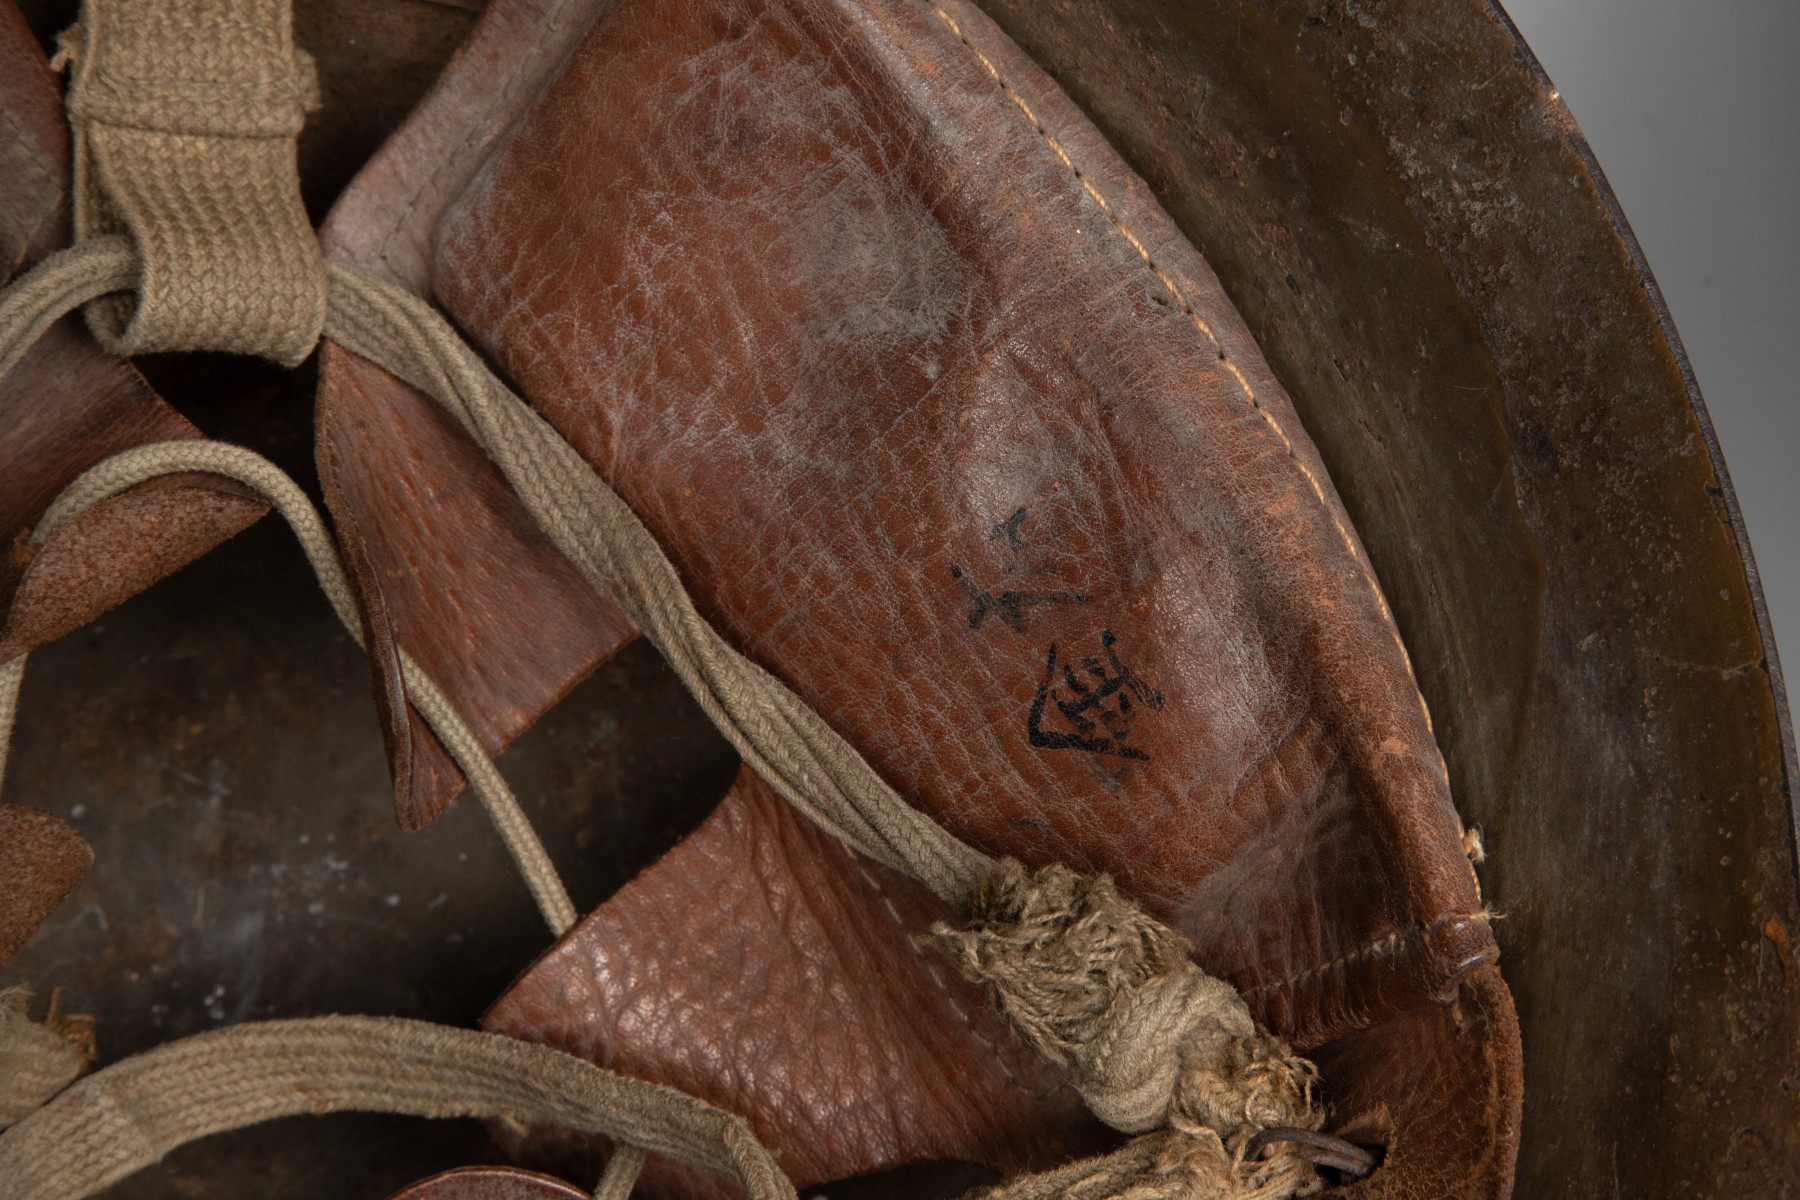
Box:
0, 0, 1377, 1194
0, 1010, 794, 1200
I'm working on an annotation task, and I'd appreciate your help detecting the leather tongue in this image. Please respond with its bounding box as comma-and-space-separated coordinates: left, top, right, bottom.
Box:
483, 767, 1110, 1197
315, 342, 638, 828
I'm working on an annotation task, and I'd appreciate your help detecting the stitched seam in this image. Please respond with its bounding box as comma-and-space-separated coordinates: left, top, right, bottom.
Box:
1239, 909, 1490, 998
927, 2, 1440, 750
852, 860, 1055, 1100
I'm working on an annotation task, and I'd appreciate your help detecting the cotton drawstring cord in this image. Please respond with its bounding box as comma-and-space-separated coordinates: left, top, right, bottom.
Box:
0, 231, 995, 909
0, 236, 135, 382
323, 262, 999, 909
0, 236, 1344, 1200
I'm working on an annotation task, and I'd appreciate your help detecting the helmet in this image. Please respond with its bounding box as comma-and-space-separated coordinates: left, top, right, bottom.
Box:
1, 0, 1794, 1196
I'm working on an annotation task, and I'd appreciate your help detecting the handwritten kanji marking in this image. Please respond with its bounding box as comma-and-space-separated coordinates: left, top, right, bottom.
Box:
1028, 629, 1165, 760
951, 563, 1088, 633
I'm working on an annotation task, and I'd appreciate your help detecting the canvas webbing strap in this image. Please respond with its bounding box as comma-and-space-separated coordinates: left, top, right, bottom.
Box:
55, 0, 325, 363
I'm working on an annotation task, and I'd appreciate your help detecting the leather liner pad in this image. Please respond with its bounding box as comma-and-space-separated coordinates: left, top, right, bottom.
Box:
483, 768, 1111, 1198
317, 0, 1523, 1194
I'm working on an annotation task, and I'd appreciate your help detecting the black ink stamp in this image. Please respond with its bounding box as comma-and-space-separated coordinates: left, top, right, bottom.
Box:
1028, 629, 1165, 760
951, 564, 1088, 634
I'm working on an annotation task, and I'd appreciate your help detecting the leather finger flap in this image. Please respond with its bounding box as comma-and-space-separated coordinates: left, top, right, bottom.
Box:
0, 805, 93, 968
1, 470, 268, 665
314, 341, 639, 829
482, 767, 1112, 1198
0, 0, 268, 667
316, 417, 417, 822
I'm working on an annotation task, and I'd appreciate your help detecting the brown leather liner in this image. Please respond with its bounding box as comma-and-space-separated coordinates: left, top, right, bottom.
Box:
421, 0, 1492, 1039
317, 0, 1520, 1192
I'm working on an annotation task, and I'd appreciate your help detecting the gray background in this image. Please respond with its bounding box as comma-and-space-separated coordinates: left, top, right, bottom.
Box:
1501, 0, 1798, 712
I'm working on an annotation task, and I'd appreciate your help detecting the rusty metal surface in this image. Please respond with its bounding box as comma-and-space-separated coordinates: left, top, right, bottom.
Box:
0, 475, 738, 1195
967, 0, 1799, 1193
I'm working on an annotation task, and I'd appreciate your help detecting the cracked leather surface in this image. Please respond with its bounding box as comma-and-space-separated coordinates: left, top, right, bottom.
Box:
319, 0, 1522, 1194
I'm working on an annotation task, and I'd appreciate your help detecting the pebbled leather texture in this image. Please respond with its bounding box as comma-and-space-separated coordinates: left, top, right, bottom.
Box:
0, 805, 92, 969
0, 0, 266, 667
484, 767, 1110, 1197
319, 0, 1522, 1194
